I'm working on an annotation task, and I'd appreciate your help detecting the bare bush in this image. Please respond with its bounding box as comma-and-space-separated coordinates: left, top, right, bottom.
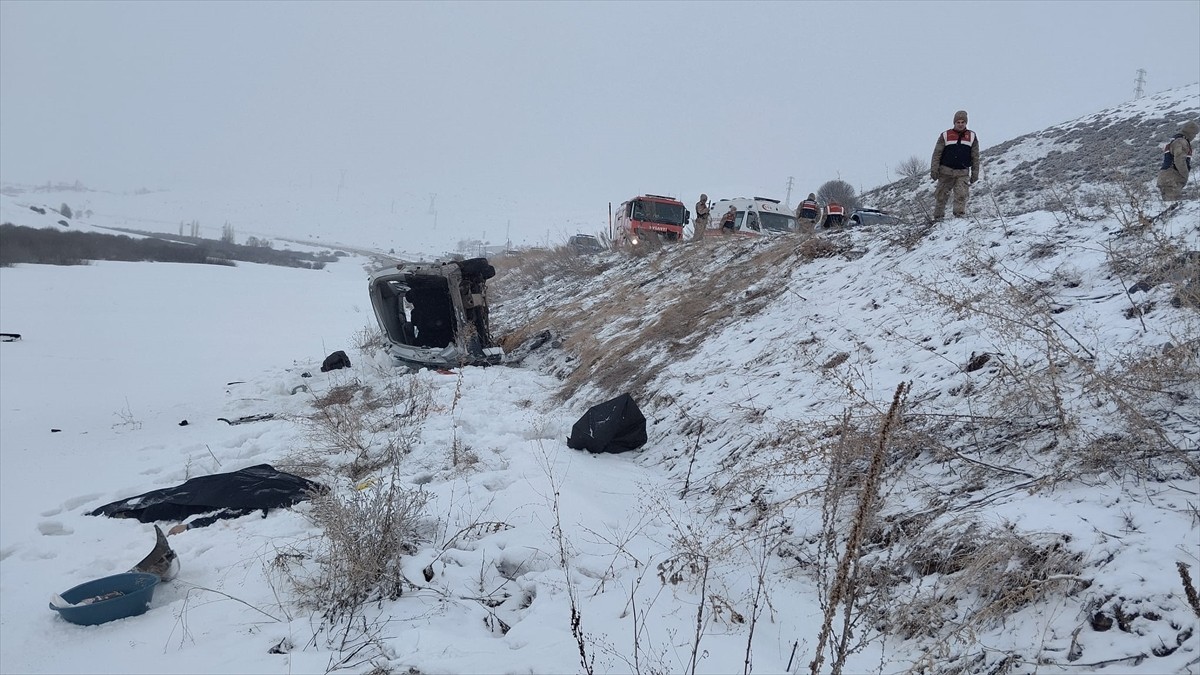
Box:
905, 237, 1200, 478
896, 155, 926, 179
293, 472, 431, 623
877, 519, 1085, 668
291, 375, 433, 480
353, 323, 388, 356
880, 218, 938, 251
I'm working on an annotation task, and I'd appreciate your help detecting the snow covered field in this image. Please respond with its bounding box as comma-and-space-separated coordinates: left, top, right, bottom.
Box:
1, 85, 1198, 675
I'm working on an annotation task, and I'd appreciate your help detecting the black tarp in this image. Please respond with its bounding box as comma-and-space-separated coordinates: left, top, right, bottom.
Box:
89, 464, 326, 526
567, 393, 647, 454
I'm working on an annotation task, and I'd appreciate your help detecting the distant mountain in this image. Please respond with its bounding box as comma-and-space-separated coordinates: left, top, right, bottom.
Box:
864, 82, 1200, 221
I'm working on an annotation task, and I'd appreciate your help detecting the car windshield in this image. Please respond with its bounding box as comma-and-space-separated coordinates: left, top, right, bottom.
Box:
632, 200, 686, 226
760, 212, 796, 233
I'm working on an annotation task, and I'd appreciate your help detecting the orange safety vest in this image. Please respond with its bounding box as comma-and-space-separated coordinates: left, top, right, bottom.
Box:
826, 203, 845, 216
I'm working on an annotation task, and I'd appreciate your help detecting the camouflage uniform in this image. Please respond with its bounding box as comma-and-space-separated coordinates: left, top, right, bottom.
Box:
1157, 121, 1198, 201
693, 194, 711, 240
720, 206, 737, 233
795, 193, 820, 233
930, 110, 980, 220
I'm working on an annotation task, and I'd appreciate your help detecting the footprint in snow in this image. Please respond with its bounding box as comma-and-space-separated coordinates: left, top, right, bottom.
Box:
37, 521, 74, 536
64, 494, 104, 511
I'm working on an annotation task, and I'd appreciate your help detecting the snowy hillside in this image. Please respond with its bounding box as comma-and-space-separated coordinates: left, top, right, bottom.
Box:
1, 91, 1198, 675
487, 194, 1200, 673
864, 82, 1200, 222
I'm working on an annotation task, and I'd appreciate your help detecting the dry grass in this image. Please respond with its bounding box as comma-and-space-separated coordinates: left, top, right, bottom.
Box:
292, 471, 431, 623
878, 519, 1085, 652
292, 375, 434, 480
495, 236, 818, 401
490, 245, 612, 300
353, 323, 389, 355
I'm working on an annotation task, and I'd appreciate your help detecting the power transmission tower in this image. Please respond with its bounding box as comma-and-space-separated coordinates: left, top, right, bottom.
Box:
1134, 69, 1146, 99
784, 176, 795, 207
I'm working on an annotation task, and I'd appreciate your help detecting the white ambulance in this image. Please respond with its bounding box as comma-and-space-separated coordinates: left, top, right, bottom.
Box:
704, 196, 797, 236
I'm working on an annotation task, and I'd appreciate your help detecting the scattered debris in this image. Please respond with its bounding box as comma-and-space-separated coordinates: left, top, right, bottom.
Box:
217, 413, 275, 425
131, 525, 179, 581
89, 464, 327, 529
320, 350, 351, 372
567, 393, 647, 454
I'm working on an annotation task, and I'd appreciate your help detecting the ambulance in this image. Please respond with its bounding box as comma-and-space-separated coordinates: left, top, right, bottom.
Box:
612, 194, 690, 245
706, 196, 797, 236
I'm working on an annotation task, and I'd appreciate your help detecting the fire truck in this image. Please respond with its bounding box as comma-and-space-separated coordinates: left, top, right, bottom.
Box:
612, 194, 690, 245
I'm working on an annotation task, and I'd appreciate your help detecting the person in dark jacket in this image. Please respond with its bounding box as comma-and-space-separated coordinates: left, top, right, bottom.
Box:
1158, 120, 1198, 201
824, 200, 845, 228
796, 193, 820, 232
930, 110, 981, 220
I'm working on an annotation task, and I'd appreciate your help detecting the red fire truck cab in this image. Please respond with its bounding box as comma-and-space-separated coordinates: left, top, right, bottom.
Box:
613, 194, 690, 246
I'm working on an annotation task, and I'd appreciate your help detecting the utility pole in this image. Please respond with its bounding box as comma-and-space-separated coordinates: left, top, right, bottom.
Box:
1134, 68, 1146, 99
784, 176, 795, 208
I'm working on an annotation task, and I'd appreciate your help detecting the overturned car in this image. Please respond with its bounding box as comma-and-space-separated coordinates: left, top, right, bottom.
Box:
368, 257, 504, 370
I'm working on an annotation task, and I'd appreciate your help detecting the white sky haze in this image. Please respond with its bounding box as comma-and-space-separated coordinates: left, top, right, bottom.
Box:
2, 0, 1198, 247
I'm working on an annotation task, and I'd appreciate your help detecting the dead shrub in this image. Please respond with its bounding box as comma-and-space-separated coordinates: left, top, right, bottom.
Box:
797, 236, 845, 260
353, 323, 388, 355
1095, 177, 1157, 232
879, 519, 1085, 645
293, 472, 431, 623
881, 219, 938, 251
314, 383, 361, 409
295, 375, 433, 480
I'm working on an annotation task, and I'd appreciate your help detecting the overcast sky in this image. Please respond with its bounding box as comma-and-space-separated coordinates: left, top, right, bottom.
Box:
2, 0, 1198, 243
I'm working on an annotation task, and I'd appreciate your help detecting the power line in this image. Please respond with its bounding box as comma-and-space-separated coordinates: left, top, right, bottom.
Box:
1134, 69, 1146, 99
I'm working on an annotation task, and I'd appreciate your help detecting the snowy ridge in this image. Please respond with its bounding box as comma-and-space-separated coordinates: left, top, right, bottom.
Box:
865, 82, 1200, 222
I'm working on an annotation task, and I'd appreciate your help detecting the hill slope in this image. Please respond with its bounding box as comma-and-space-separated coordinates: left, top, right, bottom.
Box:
490, 155, 1200, 671
863, 82, 1200, 223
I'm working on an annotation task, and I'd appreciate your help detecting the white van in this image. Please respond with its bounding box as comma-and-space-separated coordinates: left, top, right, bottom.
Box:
704, 197, 797, 236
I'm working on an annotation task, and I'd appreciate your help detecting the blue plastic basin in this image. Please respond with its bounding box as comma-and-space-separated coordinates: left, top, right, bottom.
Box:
49, 572, 160, 626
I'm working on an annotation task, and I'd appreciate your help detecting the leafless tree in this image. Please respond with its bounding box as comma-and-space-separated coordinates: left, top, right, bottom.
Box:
897, 155, 925, 179
818, 180, 860, 213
